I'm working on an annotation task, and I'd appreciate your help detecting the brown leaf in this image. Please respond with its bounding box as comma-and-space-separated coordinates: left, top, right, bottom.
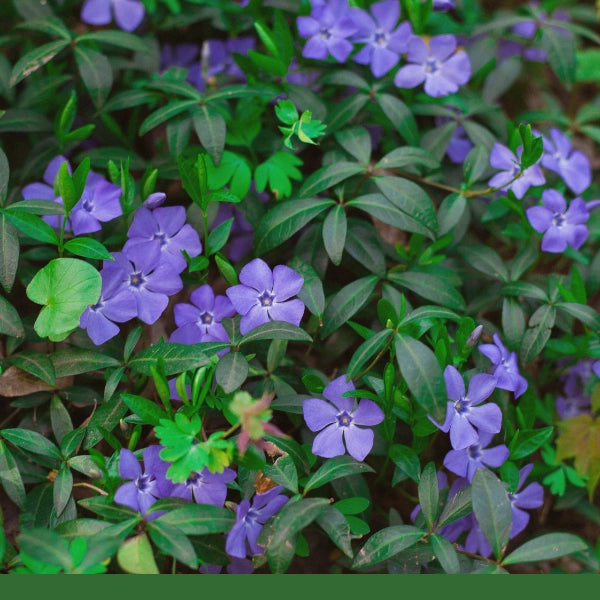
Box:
0, 365, 73, 397
556, 413, 600, 499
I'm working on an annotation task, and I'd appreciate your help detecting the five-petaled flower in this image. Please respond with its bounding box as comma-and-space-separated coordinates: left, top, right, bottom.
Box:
158, 466, 237, 506
226, 258, 305, 336
297, 0, 358, 62
541, 128, 592, 195
349, 0, 412, 77
430, 365, 500, 450
394, 34, 471, 98
509, 464, 544, 538
114, 446, 171, 519
303, 375, 384, 462
478, 333, 528, 398
526, 189, 590, 254
487, 143, 545, 199
443, 430, 509, 482
225, 486, 288, 559
81, 0, 145, 32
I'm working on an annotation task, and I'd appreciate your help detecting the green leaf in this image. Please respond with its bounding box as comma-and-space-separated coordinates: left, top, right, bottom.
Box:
347, 329, 393, 380
321, 275, 379, 338
120, 393, 167, 427
322, 205, 347, 265
53, 465, 73, 517
9, 351, 54, 385
290, 259, 325, 317
215, 351, 249, 393
510, 426, 554, 460
418, 462, 439, 531
316, 506, 354, 559
472, 469, 512, 560
541, 26, 576, 89
501, 281, 548, 302
3, 208, 59, 244
555, 302, 600, 332
76, 30, 150, 54
9, 39, 70, 86
334, 126, 371, 164
74, 45, 113, 108
374, 177, 437, 239
0, 440, 26, 508
326, 93, 369, 132
255, 197, 334, 255
206, 217, 233, 256
345, 222, 386, 277
298, 161, 365, 199
388, 271, 465, 311
394, 334, 447, 423
51, 347, 120, 378
520, 305, 556, 365
128, 342, 219, 376
140, 100, 198, 136
458, 244, 510, 282
262, 455, 298, 493
18, 16, 72, 40
0, 109, 52, 133
156, 504, 235, 535
0, 147, 8, 203
502, 297, 525, 349
64, 238, 113, 261
254, 152, 303, 199
430, 533, 460, 574
502, 533, 588, 566
117, 534, 159, 575
390, 444, 421, 484
266, 498, 330, 573
377, 93, 419, 145
400, 306, 460, 326
83, 395, 127, 450
1, 428, 61, 461
18, 528, 73, 571
147, 520, 197, 569
303, 455, 375, 494
192, 105, 226, 165
437, 485, 472, 529
375, 146, 440, 174
352, 525, 425, 569
483, 56, 522, 103
239, 321, 312, 345
0, 294, 25, 338
26, 258, 101, 342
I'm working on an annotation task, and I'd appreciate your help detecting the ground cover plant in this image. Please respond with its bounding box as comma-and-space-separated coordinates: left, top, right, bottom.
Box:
1, 0, 600, 575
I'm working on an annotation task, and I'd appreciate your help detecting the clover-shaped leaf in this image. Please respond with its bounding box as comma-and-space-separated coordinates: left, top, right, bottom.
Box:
26, 258, 101, 342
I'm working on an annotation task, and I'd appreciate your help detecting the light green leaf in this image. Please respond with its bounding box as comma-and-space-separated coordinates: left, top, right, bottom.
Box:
117, 534, 159, 574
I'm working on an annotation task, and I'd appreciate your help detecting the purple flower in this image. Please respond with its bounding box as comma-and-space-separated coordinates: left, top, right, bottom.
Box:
81, 0, 145, 32
225, 486, 288, 559
435, 111, 473, 163
160, 43, 204, 91
393, 34, 471, 98
487, 143, 545, 199
206, 37, 255, 80
349, 0, 412, 78
511, 5, 570, 40
79, 264, 137, 345
303, 376, 384, 462
113, 446, 171, 518
170, 284, 236, 344
297, 0, 358, 63
69, 172, 122, 235
555, 358, 594, 419
124, 205, 202, 274
526, 190, 589, 253
108, 247, 183, 325
430, 366, 500, 450
479, 333, 528, 398
443, 431, 509, 482
159, 466, 236, 506
541, 129, 592, 194
509, 464, 543, 538
22, 156, 122, 235
226, 258, 305, 336
433, 0, 455, 11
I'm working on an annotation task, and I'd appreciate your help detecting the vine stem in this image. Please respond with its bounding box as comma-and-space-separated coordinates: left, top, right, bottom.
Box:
73, 482, 108, 496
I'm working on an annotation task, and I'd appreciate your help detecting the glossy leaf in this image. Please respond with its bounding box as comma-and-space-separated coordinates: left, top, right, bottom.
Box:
352, 525, 425, 569
303, 456, 375, 494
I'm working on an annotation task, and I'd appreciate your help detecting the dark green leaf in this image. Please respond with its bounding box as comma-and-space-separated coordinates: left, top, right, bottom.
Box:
303, 455, 375, 494
322, 205, 347, 265
10, 40, 70, 86
192, 105, 226, 165
352, 525, 425, 569
147, 520, 197, 569
390, 444, 421, 484
437, 485, 472, 529
377, 94, 419, 145
239, 321, 312, 345
418, 462, 439, 531
502, 533, 588, 565
555, 302, 600, 332
430, 533, 460, 574
0, 440, 26, 508
262, 455, 298, 493
120, 393, 167, 427
64, 238, 113, 261
520, 305, 556, 364
53, 465, 73, 517
215, 351, 249, 393
541, 27, 576, 89
298, 161, 365, 199
394, 334, 446, 423
0, 295, 25, 338
316, 505, 354, 559
1, 428, 61, 461
472, 469, 512, 560
51, 348, 120, 378
128, 342, 219, 376
510, 426, 554, 460
321, 275, 379, 338
389, 271, 465, 311
74, 45, 113, 108
458, 244, 510, 282
76, 30, 150, 54
334, 126, 371, 164
50, 395, 73, 444
375, 147, 440, 173
140, 100, 198, 136
18, 528, 72, 570
157, 504, 236, 535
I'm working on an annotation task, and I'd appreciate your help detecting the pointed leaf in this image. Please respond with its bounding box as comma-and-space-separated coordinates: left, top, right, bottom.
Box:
352, 525, 425, 569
